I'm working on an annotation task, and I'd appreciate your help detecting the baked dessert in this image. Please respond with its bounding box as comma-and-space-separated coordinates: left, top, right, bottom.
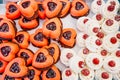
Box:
5, 58, 28, 77
18, 16, 38, 30
19, 0, 38, 20
58, 0, 71, 17
0, 42, 19, 62
12, 31, 30, 49
42, 65, 61, 80
70, 0, 89, 18
43, 0, 62, 18
59, 28, 76, 48
6, 2, 21, 20
42, 17, 62, 40
0, 59, 8, 73
111, 48, 120, 58
17, 49, 34, 65
62, 68, 78, 80
60, 48, 76, 66
30, 28, 49, 47
32, 48, 54, 69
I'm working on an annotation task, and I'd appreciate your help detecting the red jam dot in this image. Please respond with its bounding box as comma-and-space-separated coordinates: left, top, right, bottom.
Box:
95, 39, 102, 46
116, 33, 120, 39
83, 34, 89, 39
101, 72, 109, 79
107, 5, 115, 12
96, 32, 104, 38
65, 70, 72, 76
110, 1, 116, 6
96, 14, 102, 21
78, 61, 85, 68
83, 48, 89, 54
110, 37, 117, 44
115, 15, 120, 22
66, 53, 73, 59
93, 27, 99, 33
101, 49, 107, 56
106, 19, 114, 26
83, 19, 88, 24
116, 50, 120, 57
108, 60, 115, 67
97, 0, 102, 5
81, 69, 90, 76
93, 58, 100, 65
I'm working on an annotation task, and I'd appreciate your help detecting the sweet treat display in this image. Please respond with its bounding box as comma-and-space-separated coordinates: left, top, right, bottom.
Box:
69, 56, 85, 73
70, 0, 89, 17
5, 2, 21, 20
12, 31, 30, 49
59, 28, 77, 48
0, 59, 8, 73
43, 0, 62, 18
44, 43, 60, 63
85, 53, 104, 70
17, 49, 34, 65
19, 0, 38, 20
62, 68, 78, 80
32, 48, 54, 69
30, 28, 49, 47
60, 48, 76, 66
0, 20, 16, 40
42, 17, 62, 40
18, 16, 39, 30
0, 42, 19, 62
95, 68, 113, 80
79, 67, 94, 80
42, 65, 61, 80
59, 0, 71, 18
5, 58, 28, 77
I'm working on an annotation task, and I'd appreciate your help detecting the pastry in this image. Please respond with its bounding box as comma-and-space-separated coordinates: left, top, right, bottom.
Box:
59, 28, 76, 48
0, 59, 8, 73
12, 31, 30, 49
111, 48, 120, 58
60, 48, 76, 66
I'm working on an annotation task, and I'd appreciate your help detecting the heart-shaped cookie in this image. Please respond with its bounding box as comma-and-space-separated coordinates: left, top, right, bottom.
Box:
5, 58, 28, 77
44, 43, 60, 63
43, 0, 62, 18
42, 17, 62, 40
59, 28, 77, 48
0, 59, 8, 73
32, 48, 54, 69
24, 66, 41, 80
0, 42, 20, 62
70, 0, 89, 18
6, 2, 21, 20
0, 20, 16, 40
30, 28, 49, 47
12, 31, 30, 49
42, 65, 61, 80
17, 49, 34, 66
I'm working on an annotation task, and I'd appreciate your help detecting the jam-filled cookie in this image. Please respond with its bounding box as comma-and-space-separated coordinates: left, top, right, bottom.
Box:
59, 28, 77, 48
12, 31, 30, 49
59, 0, 71, 17
44, 43, 60, 63
43, 0, 62, 18
24, 66, 41, 80
5, 58, 28, 78
0, 42, 19, 62
30, 28, 49, 47
38, 1, 46, 19
32, 48, 54, 69
0, 20, 16, 40
42, 65, 61, 80
6, 2, 21, 20
17, 49, 34, 65
1, 73, 22, 80
0, 59, 8, 73
19, 0, 38, 20
42, 17, 62, 40
0, 38, 8, 44
18, 16, 38, 30
70, 0, 89, 18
